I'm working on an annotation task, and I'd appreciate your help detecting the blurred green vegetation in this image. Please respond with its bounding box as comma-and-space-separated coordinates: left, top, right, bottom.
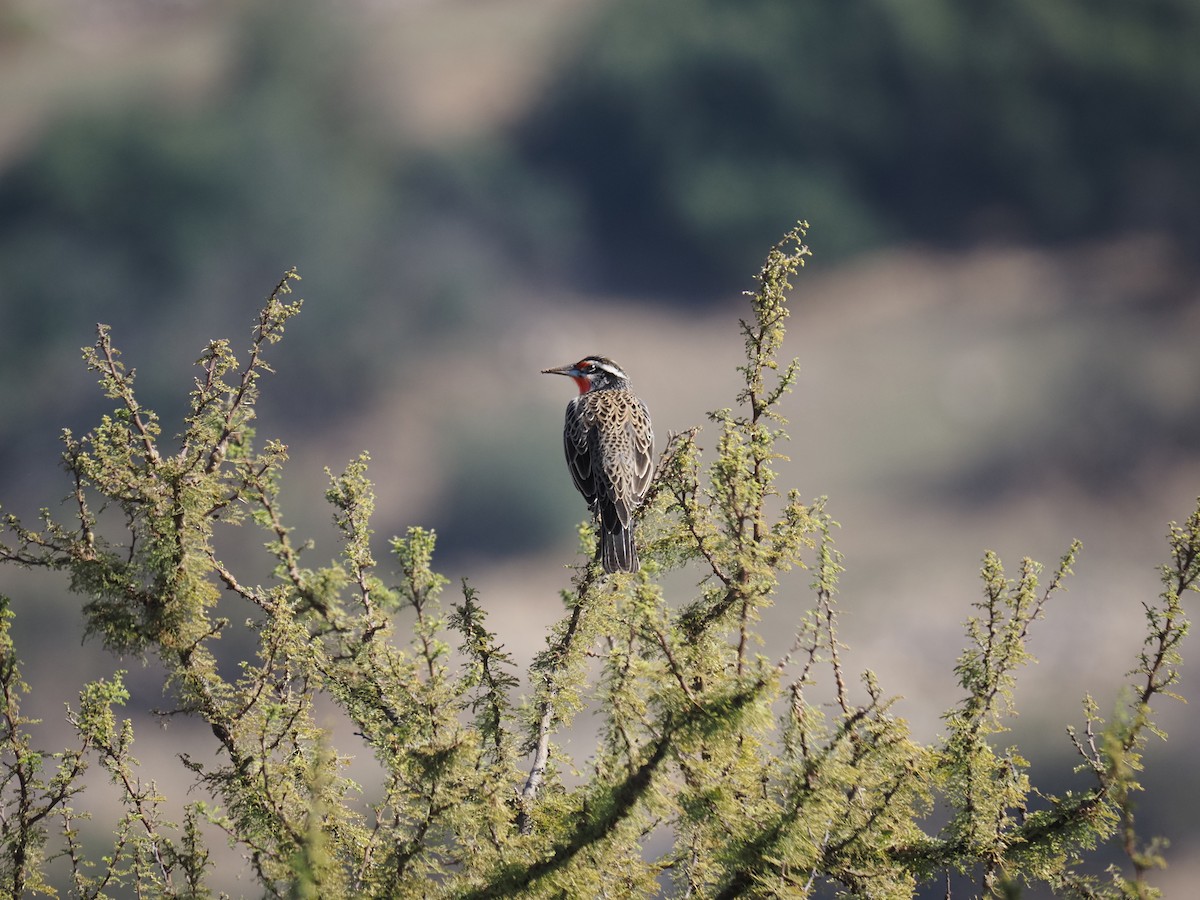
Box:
0, 4, 516, 514
512, 0, 1200, 294
0, 11, 388, 421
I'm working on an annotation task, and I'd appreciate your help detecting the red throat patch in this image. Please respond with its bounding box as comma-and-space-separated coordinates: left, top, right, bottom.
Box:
572, 375, 592, 394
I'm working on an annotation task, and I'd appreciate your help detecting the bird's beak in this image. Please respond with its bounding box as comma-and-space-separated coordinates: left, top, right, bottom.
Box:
541, 364, 579, 377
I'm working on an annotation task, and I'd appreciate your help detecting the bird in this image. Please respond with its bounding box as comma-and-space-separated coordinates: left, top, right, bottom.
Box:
541, 356, 655, 573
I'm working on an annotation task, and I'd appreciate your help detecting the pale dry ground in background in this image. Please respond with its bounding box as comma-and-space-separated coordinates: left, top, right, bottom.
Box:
2, 0, 1198, 893
0, 0, 600, 164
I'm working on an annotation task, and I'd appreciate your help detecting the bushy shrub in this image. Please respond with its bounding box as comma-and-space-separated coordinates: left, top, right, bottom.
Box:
0, 228, 1195, 897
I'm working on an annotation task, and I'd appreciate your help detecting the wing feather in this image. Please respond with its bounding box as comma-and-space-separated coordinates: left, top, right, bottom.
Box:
563, 398, 597, 506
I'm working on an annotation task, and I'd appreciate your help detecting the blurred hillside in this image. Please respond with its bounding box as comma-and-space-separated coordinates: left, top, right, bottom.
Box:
515, 0, 1200, 292
1, 0, 1199, 894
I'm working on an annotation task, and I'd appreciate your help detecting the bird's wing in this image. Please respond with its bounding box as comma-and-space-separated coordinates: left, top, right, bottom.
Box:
627, 397, 655, 503
595, 392, 655, 528
563, 399, 598, 505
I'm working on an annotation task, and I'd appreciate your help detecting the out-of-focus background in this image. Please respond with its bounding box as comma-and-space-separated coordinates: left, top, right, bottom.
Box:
1, 0, 1198, 893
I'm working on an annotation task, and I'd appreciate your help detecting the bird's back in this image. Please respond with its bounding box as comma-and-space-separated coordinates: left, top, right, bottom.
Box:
565, 386, 654, 526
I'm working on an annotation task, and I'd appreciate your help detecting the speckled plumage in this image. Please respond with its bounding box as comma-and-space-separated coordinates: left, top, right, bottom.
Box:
542, 357, 655, 573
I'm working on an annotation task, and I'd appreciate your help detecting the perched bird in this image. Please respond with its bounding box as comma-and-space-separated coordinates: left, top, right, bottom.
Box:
542, 356, 655, 573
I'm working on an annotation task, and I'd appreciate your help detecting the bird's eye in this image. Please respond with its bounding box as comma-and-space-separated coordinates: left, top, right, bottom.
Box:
578, 360, 594, 372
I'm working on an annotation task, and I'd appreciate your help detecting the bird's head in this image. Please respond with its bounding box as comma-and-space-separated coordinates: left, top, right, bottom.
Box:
541, 356, 629, 395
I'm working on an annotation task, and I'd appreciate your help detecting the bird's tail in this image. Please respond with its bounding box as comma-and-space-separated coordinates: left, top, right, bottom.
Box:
601, 520, 639, 573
